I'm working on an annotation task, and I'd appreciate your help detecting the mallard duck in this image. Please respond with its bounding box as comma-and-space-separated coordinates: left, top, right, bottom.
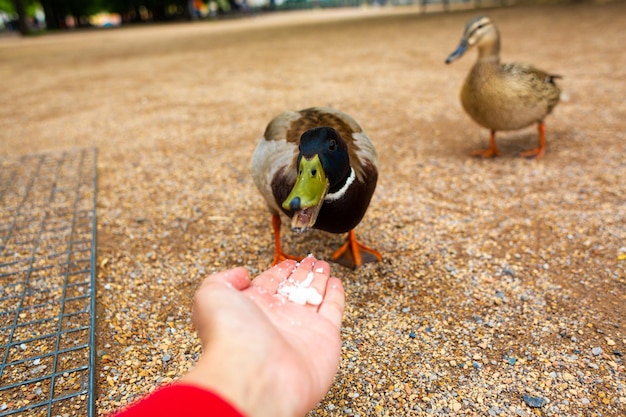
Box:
251, 107, 381, 269
445, 16, 561, 159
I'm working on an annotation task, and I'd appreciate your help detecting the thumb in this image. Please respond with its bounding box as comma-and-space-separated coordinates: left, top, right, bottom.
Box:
200, 267, 252, 291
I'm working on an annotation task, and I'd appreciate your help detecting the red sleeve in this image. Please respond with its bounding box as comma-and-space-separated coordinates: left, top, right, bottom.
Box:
110, 383, 245, 417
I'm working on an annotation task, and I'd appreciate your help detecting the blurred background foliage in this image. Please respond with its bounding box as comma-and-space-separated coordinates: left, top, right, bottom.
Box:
2, 0, 200, 33
0, 0, 604, 36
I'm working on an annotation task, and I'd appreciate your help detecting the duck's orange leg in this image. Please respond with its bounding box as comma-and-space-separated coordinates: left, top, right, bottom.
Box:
331, 230, 382, 269
271, 214, 302, 266
470, 129, 500, 158
519, 122, 547, 159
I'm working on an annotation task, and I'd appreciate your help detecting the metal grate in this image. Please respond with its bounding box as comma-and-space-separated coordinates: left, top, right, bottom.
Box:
0, 149, 97, 417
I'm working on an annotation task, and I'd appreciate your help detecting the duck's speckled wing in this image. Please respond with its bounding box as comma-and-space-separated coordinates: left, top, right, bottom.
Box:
500, 63, 561, 115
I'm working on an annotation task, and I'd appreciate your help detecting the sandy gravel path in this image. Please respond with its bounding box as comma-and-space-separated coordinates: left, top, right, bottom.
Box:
1, 2, 625, 415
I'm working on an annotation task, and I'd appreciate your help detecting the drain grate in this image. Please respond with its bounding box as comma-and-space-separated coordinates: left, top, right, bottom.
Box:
0, 149, 97, 417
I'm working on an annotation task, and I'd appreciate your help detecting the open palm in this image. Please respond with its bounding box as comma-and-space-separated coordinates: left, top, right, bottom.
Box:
182, 256, 345, 417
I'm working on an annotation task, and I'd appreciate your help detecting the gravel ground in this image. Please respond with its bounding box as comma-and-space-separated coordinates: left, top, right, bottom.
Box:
1, 2, 625, 416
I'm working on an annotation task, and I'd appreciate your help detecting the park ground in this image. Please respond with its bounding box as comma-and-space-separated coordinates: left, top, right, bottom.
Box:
1, 2, 625, 415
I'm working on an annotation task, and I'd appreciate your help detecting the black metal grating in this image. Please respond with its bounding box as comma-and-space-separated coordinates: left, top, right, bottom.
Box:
0, 149, 97, 417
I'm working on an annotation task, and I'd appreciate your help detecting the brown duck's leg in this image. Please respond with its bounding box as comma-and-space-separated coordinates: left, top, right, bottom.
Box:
331, 230, 382, 269
470, 130, 500, 158
519, 122, 547, 159
271, 214, 302, 266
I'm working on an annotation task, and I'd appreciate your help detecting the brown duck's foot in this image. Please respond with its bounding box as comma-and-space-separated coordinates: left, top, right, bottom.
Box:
520, 122, 547, 159
470, 130, 500, 158
519, 146, 545, 159
331, 230, 382, 269
470, 147, 500, 158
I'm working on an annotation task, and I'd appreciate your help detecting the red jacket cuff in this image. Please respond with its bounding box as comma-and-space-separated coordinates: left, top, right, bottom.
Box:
110, 383, 245, 417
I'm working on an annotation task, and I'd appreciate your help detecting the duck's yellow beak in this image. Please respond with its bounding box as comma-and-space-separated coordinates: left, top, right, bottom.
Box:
282, 155, 329, 230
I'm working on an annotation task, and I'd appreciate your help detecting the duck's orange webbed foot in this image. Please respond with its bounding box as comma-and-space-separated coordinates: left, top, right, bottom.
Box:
270, 214, 303, 266
470, 130, 500, 158
519, 147, 545, 159
331, 230, 382, 269
470, 147, 500, 158
519, 122, 547, 159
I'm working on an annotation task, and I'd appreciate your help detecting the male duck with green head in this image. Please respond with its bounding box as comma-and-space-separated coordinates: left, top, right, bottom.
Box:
251, 107, 381, 269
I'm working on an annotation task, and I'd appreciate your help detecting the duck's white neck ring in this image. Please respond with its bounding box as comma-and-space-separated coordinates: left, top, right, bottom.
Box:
325, 168, 355, 202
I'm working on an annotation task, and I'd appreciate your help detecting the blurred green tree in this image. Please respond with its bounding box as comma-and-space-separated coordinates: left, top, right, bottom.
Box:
1, 0, 15, 12
97, 0, 193, 22
10, 0, 29, 34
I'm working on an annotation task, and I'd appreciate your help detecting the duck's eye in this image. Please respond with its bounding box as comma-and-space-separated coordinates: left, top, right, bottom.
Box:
328, 140, 337, 151
311, 169, 317, 177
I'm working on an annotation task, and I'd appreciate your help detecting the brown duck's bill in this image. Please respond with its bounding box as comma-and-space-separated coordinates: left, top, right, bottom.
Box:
445, 38, 468, 64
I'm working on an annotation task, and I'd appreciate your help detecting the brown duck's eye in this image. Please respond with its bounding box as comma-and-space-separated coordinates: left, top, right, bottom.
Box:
328, 140, 337, 151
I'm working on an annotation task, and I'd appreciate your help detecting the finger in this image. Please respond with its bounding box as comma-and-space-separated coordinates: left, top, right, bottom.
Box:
251, 259, 298, 293
318, 277, 345, 329
200, 267, 252, 291
192, 268, 254, 334
285, 256, 328, 283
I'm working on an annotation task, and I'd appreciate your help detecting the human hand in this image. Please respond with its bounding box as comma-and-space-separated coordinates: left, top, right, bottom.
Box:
181, 256, 345, 417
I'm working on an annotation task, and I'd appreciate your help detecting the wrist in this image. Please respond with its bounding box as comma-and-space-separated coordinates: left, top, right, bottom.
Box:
180, 350, 280, 417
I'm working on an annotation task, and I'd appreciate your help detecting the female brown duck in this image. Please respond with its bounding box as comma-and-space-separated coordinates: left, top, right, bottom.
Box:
446, 16, 561, 159
251, 107, 381, 269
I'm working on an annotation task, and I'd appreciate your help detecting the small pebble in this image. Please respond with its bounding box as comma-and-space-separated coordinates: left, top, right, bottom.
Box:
592, 347, 603, 356
523, 394, 547, 408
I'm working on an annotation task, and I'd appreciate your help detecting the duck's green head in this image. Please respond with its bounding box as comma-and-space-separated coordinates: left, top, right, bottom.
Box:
445, 16, 499, 64
282, 127, 350, 231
